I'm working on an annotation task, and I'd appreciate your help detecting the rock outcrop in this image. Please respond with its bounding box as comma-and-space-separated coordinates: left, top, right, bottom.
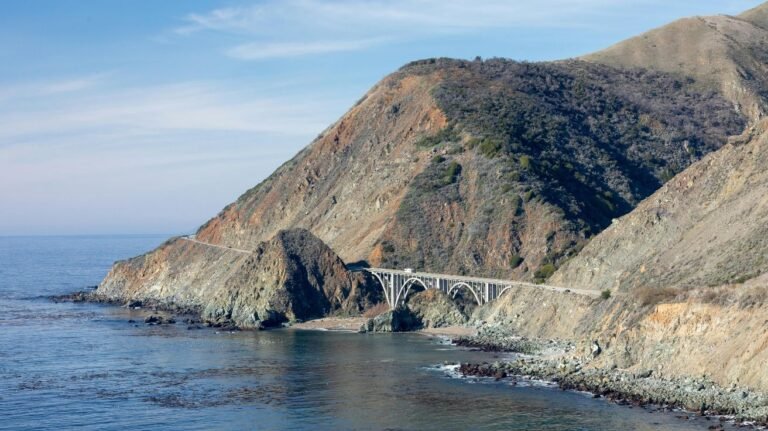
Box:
97, 229, 378, 328
359, 290, 468, 332
360, 307, 421, 333
405, 289, 467, 328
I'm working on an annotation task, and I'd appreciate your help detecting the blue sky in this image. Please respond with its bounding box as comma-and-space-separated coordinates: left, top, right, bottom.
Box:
0, 0, 763, 235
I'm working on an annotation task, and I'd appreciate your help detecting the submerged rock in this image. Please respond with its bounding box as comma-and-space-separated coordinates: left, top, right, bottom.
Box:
143, 315, 175, 325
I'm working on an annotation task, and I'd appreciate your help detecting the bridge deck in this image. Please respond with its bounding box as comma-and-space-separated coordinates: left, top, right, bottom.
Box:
363, 267, 601, 301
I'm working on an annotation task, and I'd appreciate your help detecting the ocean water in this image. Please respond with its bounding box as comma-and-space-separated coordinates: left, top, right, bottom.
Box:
0, 235, 731, 430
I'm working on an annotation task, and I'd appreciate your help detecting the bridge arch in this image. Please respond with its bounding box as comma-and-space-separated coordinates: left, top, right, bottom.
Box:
368, 271, 392, 306
448, 282, 483, 305
397, 277, 428, 306
498, 285, 515, 298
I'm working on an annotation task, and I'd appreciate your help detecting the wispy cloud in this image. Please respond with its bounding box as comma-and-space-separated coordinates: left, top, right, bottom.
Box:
177, 0, 633, 35
0, 77, 338, 144
226, 37, 389, 60
39, 73, 111, 95
174, 0, 658, 60
0, 74, 348, 234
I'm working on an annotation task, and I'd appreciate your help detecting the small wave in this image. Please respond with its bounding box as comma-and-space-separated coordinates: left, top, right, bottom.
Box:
423, 363, 462, 379
426, 363, 560, 389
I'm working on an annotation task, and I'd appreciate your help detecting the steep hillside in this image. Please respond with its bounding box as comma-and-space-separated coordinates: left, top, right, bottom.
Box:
741, 2, 768, 29
583, 6, 768, 121
550, 120, 768, 292
376, 59, 742, 277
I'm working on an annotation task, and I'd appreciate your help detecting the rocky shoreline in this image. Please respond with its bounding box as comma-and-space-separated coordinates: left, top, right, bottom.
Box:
50, 290, 241, 330
453, 328, 768, 428
51, 289, 201, 316
52, 291, 768, 427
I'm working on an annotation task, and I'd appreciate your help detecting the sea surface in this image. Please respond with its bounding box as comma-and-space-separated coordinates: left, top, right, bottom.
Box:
0, 235, 731, 430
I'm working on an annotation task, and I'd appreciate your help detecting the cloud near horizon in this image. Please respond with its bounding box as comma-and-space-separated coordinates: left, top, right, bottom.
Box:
0, 77, 335, 145
0, 73, 349, 234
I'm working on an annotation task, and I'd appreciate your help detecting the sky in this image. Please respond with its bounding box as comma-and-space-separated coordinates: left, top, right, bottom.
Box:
0, 0, 763, 235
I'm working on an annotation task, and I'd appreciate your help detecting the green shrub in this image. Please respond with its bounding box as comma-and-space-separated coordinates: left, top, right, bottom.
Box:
519, 155, 531, 170
596, 194, 616, 213
509, 254, 523, 268
534, 263, 556, 283
440, 161, 462, 186
432, 155, 446, 164
634, 286, 679, 306
478, 138, 503, 158
465, 137, 481, 149
446, 145, 465, 155
415, 126, 460, 148
523, 190, 535, 202
601, 289, 611, 300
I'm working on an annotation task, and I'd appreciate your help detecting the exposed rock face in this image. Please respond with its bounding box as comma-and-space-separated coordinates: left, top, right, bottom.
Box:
359, 290, 467, 332
471, 285, 598, 339
97, 229, 377, 328
202, 229, 378, 328
360, 307, 421, 333
405, 289, 467, 328
97, 236, 246, 309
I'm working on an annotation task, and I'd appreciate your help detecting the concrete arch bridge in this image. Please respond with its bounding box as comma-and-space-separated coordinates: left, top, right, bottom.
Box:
362, 267, 599, 309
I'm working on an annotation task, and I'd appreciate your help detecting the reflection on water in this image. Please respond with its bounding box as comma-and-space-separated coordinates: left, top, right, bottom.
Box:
0, 236, 728, 430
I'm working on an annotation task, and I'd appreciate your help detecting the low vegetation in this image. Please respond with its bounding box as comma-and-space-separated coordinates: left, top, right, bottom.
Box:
363, 302, 390, 318
634, 286, 680, 306
534, 263, 556, 283
509, 254, 523, 269
415, 125, 461, 148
